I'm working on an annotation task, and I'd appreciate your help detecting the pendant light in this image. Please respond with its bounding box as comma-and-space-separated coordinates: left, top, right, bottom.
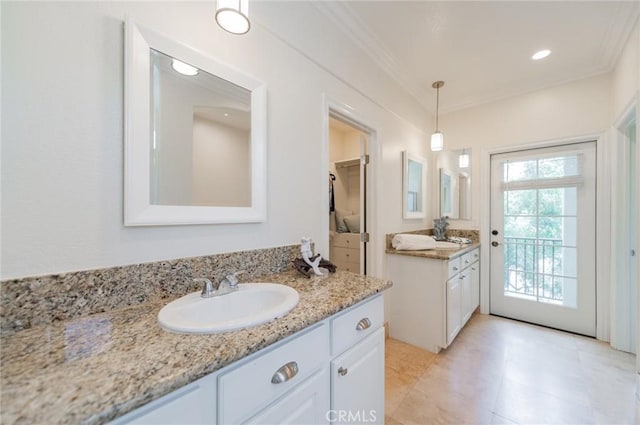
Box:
215, 0, 250, 35
431, 80, 445, 151
459, 149, 469, 168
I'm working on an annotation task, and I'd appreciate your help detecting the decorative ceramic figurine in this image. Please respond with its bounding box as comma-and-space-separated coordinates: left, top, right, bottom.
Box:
433, 216, 449, 241
300, 237, 325, 276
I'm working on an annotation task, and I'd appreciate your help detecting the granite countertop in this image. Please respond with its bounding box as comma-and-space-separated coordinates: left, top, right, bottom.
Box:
0, 270, 392, 425
386, 242, 480, 260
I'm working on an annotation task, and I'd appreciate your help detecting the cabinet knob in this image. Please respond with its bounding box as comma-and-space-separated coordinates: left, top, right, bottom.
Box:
271, 361, 299, 384
338, 367, 348, 376
356, 317, 372, 331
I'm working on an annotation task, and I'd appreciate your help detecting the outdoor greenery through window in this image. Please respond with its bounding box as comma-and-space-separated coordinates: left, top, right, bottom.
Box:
501, 154, 581, 308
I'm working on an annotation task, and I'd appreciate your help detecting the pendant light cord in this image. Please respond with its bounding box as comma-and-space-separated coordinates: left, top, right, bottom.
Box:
435, 86, 439, 132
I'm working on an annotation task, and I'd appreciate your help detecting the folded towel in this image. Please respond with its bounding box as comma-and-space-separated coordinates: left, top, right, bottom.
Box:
392, 234, 437, 250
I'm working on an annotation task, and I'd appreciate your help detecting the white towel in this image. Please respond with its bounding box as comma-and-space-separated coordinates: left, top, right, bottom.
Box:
391, 234, 437, 250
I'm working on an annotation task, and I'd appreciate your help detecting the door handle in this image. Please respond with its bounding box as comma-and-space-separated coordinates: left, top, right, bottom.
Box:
492, 241, 500, 247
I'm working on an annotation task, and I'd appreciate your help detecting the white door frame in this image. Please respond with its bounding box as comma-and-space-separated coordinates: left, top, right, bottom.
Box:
322, 94, 380, 277
611, 95, 639, 353
480, 133, 611, 341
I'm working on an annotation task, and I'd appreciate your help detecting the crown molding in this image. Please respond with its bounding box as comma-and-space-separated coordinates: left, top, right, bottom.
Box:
312, 1, 431, 111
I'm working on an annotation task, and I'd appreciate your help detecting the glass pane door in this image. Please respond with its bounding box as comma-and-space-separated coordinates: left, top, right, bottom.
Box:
490, 142, 596, 336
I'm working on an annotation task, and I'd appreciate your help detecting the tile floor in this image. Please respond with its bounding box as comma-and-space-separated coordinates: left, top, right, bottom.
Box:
385, 314, 639, 424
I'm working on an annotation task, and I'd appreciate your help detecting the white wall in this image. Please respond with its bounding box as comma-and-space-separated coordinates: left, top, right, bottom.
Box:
1, 2, 433, 279
192, 117, 251, 206
438, 73, 611, 229
611, 19, 640, 122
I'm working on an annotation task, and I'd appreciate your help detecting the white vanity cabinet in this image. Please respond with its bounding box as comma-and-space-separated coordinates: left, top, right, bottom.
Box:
110, 295, 385, 425
387, 247, 480, 353
329, 295, 385, 425
218, 324, 329, 424
109, 373, 217, 425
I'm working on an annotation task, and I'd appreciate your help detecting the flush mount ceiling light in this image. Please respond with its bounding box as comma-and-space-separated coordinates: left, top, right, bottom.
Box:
431, 80, 445, 152
459, 149, 469, 168
215, 0, 250, 35
171, 59, 199, 76
532, 49, 551, 60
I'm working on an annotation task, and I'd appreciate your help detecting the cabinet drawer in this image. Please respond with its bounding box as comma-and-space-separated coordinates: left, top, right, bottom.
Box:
469, 248, 480, 263
447, 257, 461, 278
331, 295, 383, 356
333, 233, 360, 248
218, 324, 329, 424
335, 261, 360, 274
332, 246, 359, 263
460, 252, 473, 269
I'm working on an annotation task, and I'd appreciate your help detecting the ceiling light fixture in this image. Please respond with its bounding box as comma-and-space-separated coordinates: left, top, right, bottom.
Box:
215, 0, 250, 35
532, 49, 551, 60
171, 59, 199, 76
459, 149, 469, 168
431, 81, 445, 152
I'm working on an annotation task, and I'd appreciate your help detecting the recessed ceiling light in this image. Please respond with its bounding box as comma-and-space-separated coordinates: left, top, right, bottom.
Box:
532, 49, 551, 60
171, 59, 199, 76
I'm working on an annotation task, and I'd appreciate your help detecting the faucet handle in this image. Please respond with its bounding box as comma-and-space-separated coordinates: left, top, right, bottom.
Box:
194, 278, 215, 298
225, 271, 245, 288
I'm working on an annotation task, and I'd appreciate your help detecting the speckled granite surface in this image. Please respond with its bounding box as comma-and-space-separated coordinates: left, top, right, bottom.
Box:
1, 269, 391, 425
1, 245, 301, 336
386, 242, 480, 260
385, 230, 480, 260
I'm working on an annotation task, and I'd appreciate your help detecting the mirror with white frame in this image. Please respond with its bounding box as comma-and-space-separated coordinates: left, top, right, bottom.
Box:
438, 149, 472, 220
124, 19, 266, 225
402, 151, 426, 219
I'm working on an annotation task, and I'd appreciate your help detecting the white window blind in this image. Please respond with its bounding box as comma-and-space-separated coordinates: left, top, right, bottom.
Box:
500, 153, 584, 191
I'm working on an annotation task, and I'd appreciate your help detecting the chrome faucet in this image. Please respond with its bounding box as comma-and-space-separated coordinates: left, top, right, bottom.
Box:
194, 271, 245, 298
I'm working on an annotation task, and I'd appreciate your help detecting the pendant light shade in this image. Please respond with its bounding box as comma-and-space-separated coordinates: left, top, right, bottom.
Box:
216, 0, 250, 35
431, 132, 444, 152
459, 150, 470, 168
431, 81, 445, 151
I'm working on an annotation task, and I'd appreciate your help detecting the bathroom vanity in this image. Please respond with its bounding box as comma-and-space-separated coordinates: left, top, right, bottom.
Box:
386, 243, 480, 353
0, 270, 390, 425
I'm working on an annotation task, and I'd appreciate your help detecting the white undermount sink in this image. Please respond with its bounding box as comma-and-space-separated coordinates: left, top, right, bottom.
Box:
158, 283, 299, 334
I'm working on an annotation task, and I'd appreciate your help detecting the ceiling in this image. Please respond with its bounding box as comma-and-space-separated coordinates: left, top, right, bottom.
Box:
313, 1, 640, 114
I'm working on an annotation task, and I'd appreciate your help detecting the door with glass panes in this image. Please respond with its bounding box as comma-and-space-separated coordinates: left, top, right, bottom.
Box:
489, 142, 596, 336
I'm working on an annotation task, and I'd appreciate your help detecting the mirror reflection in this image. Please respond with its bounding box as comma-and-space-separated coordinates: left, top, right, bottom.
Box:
403, 151, 426, 219
150, 49, 251, 207
124, 18, 267, 226
437, 149, 472, 220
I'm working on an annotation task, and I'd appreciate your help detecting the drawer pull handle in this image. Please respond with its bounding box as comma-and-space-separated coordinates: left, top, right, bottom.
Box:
271, 361, 299, 384
356, 318, 371, 331
338, 367, 348, 376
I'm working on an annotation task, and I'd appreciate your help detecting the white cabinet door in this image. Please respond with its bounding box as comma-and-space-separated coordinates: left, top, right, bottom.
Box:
246, 368, 330, 425
330, 327, 385, 424
446, 276, 462, 346
470, 261, 480, 313
461, 272, 472, 324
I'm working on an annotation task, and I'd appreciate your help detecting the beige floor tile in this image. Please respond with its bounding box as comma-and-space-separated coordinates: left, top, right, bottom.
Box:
386, 314, 639, 425
386, 366, 419, 416
494, 377, 597, 424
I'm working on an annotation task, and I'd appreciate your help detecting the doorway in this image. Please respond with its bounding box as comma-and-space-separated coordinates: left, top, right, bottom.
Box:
489, 142, 597, 336
328, 115, 369, 275
611, 105, 638, 354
